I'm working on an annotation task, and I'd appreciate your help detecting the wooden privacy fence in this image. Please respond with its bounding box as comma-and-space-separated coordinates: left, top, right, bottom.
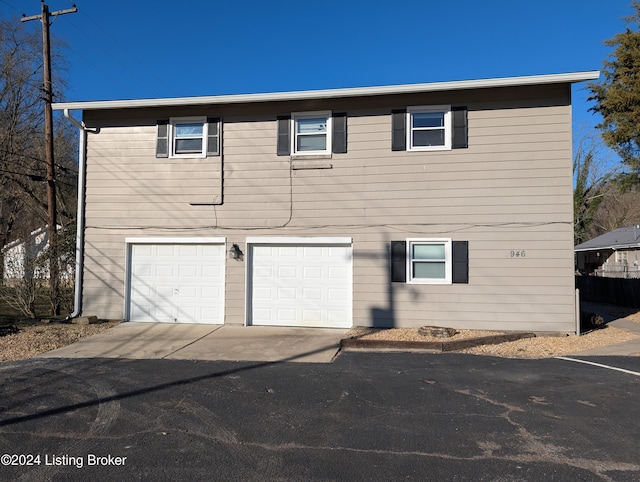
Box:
576, 276, 640, 308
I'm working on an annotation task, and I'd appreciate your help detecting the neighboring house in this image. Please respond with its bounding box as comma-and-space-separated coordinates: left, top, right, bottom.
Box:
575, 226, 640, 279
53, 71, 598, 332
3, 227, 49, 280
2, 226, 70, 281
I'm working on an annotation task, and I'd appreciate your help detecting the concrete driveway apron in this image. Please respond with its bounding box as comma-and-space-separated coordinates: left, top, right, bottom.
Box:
38, 323, 346, 363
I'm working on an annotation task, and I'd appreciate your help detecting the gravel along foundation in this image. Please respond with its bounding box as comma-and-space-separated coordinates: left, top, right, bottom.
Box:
0, 320, 120, 363
344, 322, 640, 358
1, 309, 639, 362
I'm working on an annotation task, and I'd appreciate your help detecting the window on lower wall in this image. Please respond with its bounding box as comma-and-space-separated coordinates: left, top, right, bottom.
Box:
391, 239, 468, 284
407, 238, 452, 284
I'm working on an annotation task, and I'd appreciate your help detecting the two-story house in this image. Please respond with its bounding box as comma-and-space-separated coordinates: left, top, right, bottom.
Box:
53, 71, 599, 333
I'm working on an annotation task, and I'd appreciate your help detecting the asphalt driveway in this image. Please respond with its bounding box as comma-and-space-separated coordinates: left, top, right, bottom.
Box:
1, 352, 639, 481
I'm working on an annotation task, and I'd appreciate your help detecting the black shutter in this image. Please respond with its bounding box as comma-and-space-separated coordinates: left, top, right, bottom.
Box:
452, 107, 468, 149
277, 116, 291, 156
206, 117, 220, 156
156, 120, 169, 158
391, 241, 407, 282
452, 241, 469, 284
391, 109, 406, 151
332, 113, 347, 154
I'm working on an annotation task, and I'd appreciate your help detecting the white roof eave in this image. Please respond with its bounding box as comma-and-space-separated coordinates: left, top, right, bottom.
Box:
52, 70, 600, 112
575, 243, 640, 252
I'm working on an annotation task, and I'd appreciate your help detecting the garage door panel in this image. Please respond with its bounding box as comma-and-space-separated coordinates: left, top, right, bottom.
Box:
278, 246, 297, 257
303, 266, 322, 278
202, 265, 223, 278
328, 288, 348, 301
277, 309, 297, 322
302, 288, 322, 300
134, 264, 152, 277
250, 243, 352, 328
129, 243, 225, 324
303, 246, 323, 257
178, 265, 198, 277
302, 309, 322, 322
156, 245, 176, 256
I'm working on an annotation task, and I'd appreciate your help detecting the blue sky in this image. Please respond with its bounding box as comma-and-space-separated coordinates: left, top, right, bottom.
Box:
0, 0, 635, 134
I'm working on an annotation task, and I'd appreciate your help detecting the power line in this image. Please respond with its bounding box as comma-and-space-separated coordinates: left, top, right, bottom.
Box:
59, 4, 175, 98
0, 148, 77, 172
0, 0, 19, 14
74, 6, 176, 97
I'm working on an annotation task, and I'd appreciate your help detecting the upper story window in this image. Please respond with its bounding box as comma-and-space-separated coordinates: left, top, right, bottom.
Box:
171, 117, 207, 157
391, 105, 467, 152
292, 111, 332, 155
156, 117, 220, 159
407, 106, 451, 151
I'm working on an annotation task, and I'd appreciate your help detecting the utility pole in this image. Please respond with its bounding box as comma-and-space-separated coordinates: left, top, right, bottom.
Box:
22, 2, 77, 316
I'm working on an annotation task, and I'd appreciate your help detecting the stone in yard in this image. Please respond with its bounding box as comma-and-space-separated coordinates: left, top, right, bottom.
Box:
71, 316, 99, 325
418, 326, 458, 338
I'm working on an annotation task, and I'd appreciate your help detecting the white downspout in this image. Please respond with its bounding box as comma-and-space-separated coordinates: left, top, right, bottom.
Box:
63, 109, 99, 320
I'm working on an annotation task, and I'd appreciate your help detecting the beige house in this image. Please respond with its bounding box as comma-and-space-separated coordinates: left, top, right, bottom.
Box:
53, 71, 599, 333
575, 225, 640, 278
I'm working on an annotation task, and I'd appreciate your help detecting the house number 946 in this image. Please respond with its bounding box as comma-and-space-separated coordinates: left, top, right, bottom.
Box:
510, 250, 526, 258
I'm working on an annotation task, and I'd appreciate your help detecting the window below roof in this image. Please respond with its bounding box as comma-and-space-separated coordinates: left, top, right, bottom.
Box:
292, 111, 332, 156
156, 117, 220, 159
407, 106, 451, 151
171, 117, 207, 158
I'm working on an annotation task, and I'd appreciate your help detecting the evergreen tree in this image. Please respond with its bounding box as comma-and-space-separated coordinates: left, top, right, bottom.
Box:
589, 1, 640, 179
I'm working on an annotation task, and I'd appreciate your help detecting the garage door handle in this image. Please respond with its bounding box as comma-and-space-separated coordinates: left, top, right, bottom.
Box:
173, 288, 179, 295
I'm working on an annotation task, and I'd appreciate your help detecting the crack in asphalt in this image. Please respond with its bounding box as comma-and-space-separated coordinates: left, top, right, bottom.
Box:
454, 388, 640, 481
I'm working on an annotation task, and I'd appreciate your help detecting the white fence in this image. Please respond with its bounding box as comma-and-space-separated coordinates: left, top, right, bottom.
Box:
595, 262, 640, 279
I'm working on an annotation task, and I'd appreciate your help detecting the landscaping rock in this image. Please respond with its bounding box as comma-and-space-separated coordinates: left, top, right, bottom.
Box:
71, 315, 99, 325
418, 326, 457, 338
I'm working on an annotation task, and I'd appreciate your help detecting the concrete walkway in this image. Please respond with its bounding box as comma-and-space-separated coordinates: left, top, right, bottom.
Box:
567, 301, 640, 356
570, 317, 640, 356
38, 323, 347, 363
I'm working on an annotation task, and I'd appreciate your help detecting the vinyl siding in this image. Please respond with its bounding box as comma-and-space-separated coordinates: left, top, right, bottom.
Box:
79, 84, 576, 332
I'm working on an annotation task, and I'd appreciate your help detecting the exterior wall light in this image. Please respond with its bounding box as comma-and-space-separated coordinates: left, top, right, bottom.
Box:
230, 243, 244, 261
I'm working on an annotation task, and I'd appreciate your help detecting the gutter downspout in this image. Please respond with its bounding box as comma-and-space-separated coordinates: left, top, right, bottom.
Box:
63, 109, 99, 320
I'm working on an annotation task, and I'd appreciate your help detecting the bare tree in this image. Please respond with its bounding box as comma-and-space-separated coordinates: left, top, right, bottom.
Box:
1, 19, 48, 258
573, 130, 619, 244
0, 18, 77, 315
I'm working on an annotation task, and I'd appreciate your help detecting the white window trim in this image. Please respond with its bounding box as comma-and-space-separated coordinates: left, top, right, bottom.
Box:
406, 238, 452, 284
616, 250, 629, 263
407, 105, 452, 152
292, 111, 332, 156
170, 116, 208, 158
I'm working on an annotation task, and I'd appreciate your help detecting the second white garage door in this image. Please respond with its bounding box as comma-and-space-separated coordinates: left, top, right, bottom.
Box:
127, 239, 225, 324
248, 239, 352, 328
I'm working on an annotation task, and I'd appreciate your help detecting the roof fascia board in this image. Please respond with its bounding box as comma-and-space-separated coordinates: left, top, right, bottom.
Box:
575, 243, 640, 252
53, 71, 600, 112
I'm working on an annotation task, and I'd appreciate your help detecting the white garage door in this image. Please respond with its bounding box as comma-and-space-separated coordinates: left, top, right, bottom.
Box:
249, 240, 352, 328
128, 241, 225, 324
